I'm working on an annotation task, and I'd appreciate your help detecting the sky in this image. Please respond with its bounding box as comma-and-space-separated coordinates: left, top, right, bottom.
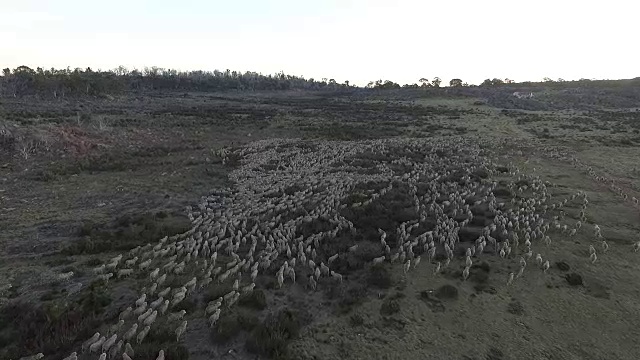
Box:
1, 0, 637, 86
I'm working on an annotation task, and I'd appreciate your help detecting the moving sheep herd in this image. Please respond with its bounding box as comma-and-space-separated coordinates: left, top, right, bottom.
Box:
7, 134, 640, 360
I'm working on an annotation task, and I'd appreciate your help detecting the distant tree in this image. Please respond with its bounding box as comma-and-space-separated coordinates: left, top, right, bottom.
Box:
419, 78, 430, 88
504, 78, 514, 84
344, 80, 349, 87
462, 82, 469, 86
543, 77, 554, 82
431, 77, 441, 88
449, 78, 463, 87
2, 68, 10, 77
557, 78, 565, 82
480, 78, 504, 87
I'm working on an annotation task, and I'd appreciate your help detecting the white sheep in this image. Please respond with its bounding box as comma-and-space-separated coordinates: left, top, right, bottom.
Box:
62, 352, 77, 360
18, 353, 44, 360
156, 350, 165, 360
117, 269, 134, 278
124, 342, 135, 357
123, 323, 138, 341
82, 332, 101, 352
102, 334, 118, 352
167, 309, 187, 322
89, 336, 106, 353
143, 310, 158, 326
97, 353, 107, 360
136, 325, 151, 344
208, 308, 221, 327
175, 320, 188, 342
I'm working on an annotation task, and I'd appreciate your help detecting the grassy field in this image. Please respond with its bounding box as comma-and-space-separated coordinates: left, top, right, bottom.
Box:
1, 88, 639, 360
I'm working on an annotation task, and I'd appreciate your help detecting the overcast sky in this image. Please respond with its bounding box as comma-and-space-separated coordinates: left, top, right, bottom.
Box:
1, 0, 637, 86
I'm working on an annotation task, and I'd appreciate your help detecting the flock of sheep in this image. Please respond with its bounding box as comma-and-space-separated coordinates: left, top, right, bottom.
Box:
16, 136, 639, 360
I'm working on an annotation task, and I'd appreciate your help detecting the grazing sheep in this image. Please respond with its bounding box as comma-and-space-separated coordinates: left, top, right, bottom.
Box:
123, 323, 138, 341
97, 353, 107, 360
124, 343, 135, 357
208, 308, 221, 327
18, 353, 44, 360
82, 332, 101, 352
102, 334, 118, 352
117, 269, 134, 278
175, 320, 188, 342
109, 340, 123, 359
143, 310, 158, 326
136, 325, 151, 344
168, 310, 187, 322
156, 350, 165, 360
89, 336, 106, 353
62, 352, 77, 360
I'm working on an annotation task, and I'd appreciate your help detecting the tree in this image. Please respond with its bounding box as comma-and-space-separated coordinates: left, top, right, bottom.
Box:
419, 78, 430, 88
543, 77, 554, 82
431, 77, 441, 88
2, 68, 10, 77
449, 78, 463, 87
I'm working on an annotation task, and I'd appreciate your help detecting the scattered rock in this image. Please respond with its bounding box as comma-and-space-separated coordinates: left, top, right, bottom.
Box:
556, 261, 570, 271
565, 273, 583, 286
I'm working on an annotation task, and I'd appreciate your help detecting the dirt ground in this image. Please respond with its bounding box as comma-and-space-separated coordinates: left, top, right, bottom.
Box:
1, 89, 639, 360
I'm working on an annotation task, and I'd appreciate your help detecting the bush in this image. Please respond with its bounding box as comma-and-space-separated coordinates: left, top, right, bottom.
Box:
380, 299, 400, 315
246, 309, 306, 359
238, 289, 267, 310
211, 313, 241, 344
367, 264, 392, 289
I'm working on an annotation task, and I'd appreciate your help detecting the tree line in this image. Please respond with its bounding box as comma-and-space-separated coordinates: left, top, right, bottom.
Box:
0, 66, 354, 98
1, 65, 634, 97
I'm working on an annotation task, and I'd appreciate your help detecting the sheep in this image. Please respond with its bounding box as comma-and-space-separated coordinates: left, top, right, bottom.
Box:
57, 271, 74, 282
506, 272, 515, 286
136, 325, 151, 344
403, 260, 411, 274
102, 334, 118, 352
124, 342, 135, 358
158, 287, 171, 298
138, 308, 153, 323
542, 260, 550, 273
109, 319, 125, 335
133, 303, 148, 316
136, 293, 147, 307
462, 266, 470, 281
150, 296, 164, 309
634, 241, 640, 252
98, 353, 107, 360
167, 310, 187, 322
62, 352, 77, 360
96, 273, 113, 283
139, 259, 152, 270
143, 310, 158, 326
156, 350, 165, 360
93, 264, 106, 275
89, 336, 106, 353
125, 257, 138, 267
82, 332, 101, 352
156, 299, 169, 314
109, 340, 123, 359
18, 353, 44, 360
330, 271, 343, 283
117, 269, 134, 278
208, 308, 221, 327
150, 268, 160, 281
171, 292, 186, 307
123, 323, 138, 341
175, 320, 188, 342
